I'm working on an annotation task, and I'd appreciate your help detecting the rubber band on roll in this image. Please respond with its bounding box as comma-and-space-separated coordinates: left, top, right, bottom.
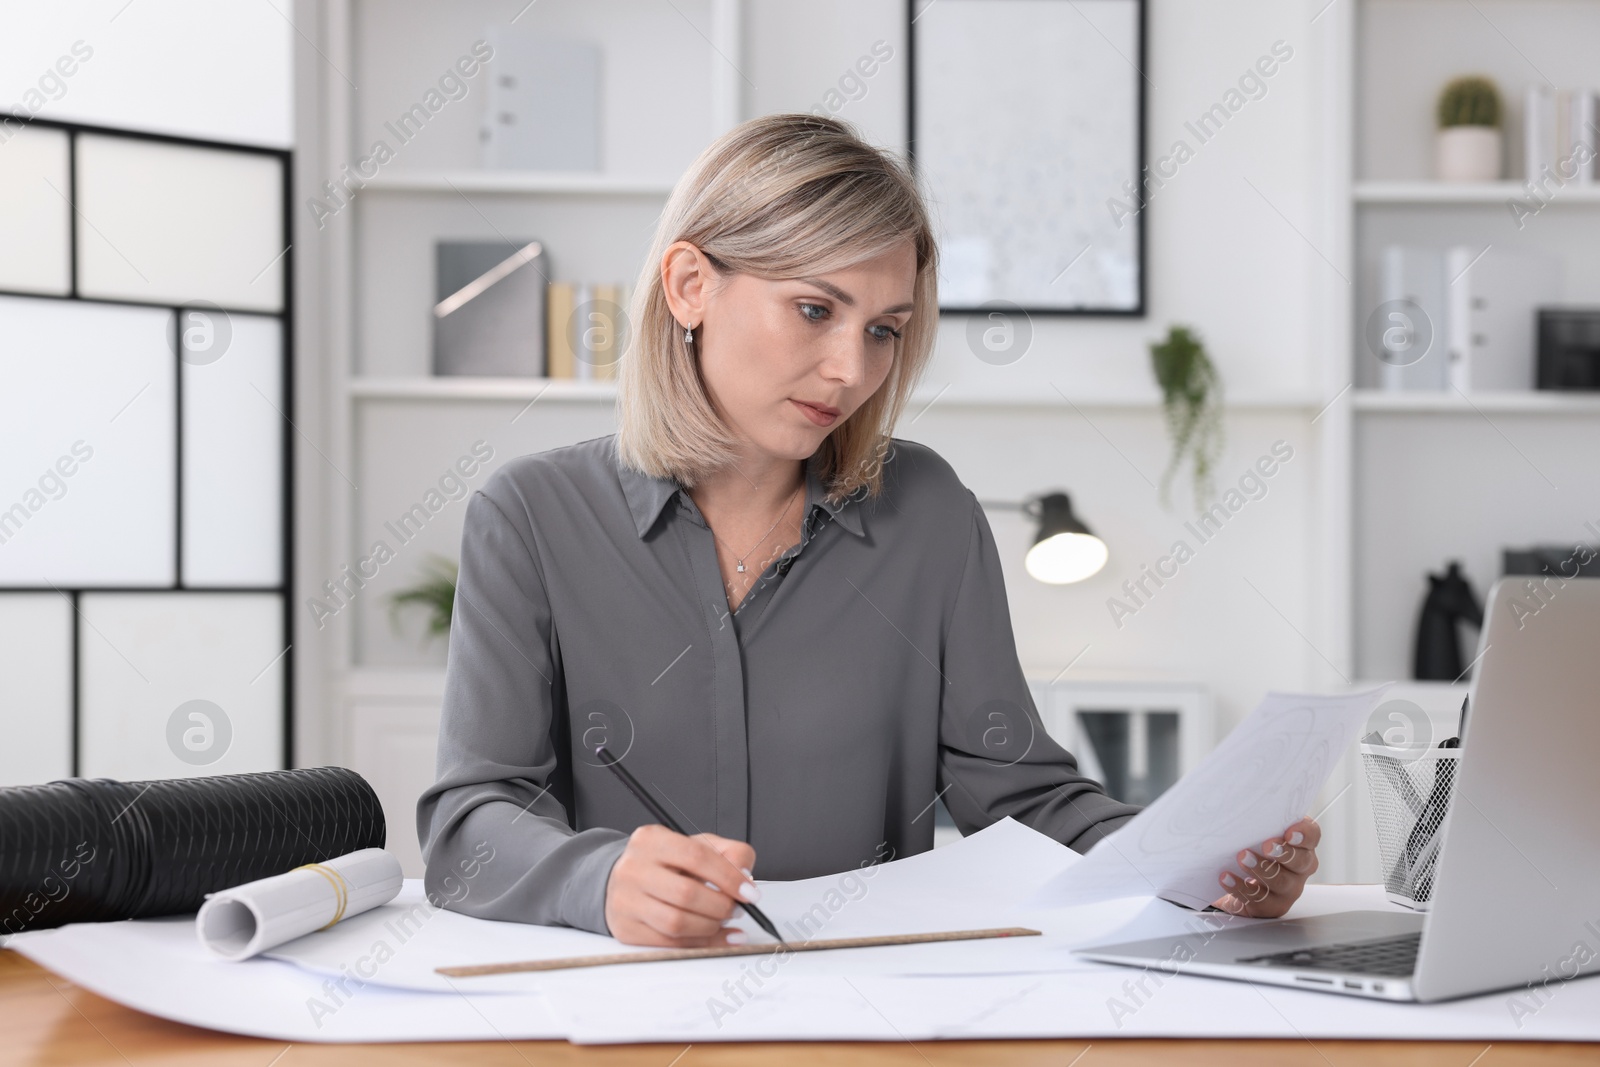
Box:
196, 848, 403, 961
295, 862, 352, 929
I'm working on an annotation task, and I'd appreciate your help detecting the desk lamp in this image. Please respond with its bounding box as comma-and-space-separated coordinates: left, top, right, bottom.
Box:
983, 493, 1108, 584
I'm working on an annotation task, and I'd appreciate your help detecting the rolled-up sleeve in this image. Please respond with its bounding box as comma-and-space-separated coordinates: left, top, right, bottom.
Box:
937, 492, 1143, 853
416, 483, 628, 934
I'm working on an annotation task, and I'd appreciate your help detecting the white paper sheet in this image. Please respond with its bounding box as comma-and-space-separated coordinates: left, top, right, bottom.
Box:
5, 914, 564, 1043
197, 847, 402, 960
262, 889, 626, 994
1030, 685, 1394, 910
534, 880, 1600, 1044
550, 967, 1600, 1046
260, 818, 1120, 994
10, 825, 1600, 1044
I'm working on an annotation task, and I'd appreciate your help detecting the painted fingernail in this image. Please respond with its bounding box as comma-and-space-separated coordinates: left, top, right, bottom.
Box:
1288, 831, 1304, 846
1240, 851, 1258, 868
726, 930, 748, 945
740, 867, 753, 878
739, 881, 762, 903
1267, 842, 1285, 858
1222, 872, 1237, 887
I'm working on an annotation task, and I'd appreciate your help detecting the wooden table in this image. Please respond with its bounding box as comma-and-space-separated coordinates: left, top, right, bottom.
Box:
7, 950, 1597, 1066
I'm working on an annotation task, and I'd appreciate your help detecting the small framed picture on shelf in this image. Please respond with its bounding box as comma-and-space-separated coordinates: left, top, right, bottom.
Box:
908, 0, 1146, 315
432, 240, 547, 377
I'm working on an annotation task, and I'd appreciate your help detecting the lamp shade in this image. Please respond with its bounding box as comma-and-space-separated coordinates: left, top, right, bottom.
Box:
1023, 492, 1108, 584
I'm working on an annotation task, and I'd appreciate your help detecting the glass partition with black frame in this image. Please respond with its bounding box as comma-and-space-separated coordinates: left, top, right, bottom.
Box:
908, 0, 1147, 316
0, 115, 293, 785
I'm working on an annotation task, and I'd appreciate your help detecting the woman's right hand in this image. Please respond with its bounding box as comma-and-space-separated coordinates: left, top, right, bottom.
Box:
603, 824, 760, 946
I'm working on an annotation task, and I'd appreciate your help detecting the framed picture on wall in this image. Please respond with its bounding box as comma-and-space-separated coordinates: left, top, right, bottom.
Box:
908, 0, 1147, 315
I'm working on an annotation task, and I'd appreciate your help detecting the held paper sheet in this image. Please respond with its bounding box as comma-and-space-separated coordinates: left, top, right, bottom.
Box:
1030, 685, 1393, 910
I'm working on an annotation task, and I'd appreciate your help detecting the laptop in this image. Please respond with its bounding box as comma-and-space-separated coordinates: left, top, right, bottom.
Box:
1074, 575, 1600, 1002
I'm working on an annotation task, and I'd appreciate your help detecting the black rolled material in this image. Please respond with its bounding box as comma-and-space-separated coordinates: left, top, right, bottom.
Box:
0, 766, 385, 937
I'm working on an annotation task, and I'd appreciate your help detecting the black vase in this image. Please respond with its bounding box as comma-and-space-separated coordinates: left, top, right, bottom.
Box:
1412, 561, 1484, 681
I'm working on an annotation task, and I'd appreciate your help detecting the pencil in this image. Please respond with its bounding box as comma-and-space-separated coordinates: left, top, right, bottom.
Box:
594, 745, 787, 946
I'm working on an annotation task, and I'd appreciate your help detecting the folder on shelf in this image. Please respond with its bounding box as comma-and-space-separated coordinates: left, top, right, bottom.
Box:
482, 30, 600, 172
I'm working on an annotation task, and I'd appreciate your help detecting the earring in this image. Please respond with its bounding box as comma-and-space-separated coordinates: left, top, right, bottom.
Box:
683, 323, 694, 345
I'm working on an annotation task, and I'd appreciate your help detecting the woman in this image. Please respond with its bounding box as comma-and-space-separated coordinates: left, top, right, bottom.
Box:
417, 113, 1320, 947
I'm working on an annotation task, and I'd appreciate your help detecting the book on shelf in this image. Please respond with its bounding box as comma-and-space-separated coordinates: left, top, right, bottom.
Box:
1524, 86, 1596, 185
572, 282, 594, 382
590, 283, 623, 382
545, 281, 575, 379
545, 280, 629, 381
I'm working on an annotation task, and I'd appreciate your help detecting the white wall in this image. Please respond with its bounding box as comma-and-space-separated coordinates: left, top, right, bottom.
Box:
6, 0, 1359, 872
747, 0, 1331, 736
333, 0, 1347, 880
10, 0, 1334, 749
344, 2, 1336, 749
0, 0, 291, 146
1358, 0, 1600, 182
747, 0, 1321, 403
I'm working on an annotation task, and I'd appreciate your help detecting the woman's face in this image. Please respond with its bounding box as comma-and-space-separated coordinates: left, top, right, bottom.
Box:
689, 240, 917, 464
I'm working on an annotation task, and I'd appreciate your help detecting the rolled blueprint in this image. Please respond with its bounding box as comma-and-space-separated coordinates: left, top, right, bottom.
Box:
196, 847, 403, 961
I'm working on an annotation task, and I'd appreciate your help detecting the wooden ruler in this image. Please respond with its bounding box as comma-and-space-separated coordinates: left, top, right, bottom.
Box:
436, 926, 1042, 978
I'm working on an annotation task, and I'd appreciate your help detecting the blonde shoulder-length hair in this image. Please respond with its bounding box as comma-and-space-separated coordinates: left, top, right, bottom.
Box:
615, 112, 939, 503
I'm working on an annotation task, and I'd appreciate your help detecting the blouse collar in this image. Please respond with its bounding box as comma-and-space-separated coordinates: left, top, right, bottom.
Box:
614, 439, 866, 540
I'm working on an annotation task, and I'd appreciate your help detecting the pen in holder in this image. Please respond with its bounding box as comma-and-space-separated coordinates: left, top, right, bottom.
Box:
1360, 731, 1462, 910
1360, 694, 1469, 910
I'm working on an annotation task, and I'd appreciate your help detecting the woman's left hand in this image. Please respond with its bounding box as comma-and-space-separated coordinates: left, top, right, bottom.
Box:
1210, 816, 1320, 918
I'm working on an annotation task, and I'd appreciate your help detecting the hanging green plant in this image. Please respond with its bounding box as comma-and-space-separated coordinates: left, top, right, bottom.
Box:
1149, 324, 1224, 508
387, 553, 458, 646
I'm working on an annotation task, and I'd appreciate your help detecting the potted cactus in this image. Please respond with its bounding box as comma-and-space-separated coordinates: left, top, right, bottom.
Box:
1435, 75, 1502, 182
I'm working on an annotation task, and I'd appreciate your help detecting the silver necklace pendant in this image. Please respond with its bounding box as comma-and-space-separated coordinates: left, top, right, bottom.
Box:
736, 561, 746, 572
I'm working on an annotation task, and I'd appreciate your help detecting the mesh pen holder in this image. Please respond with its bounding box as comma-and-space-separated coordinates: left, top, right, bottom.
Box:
1361, 742, 1462, 910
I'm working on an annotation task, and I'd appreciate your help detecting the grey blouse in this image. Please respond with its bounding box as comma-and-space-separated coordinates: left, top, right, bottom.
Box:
416, 434, 1141, 934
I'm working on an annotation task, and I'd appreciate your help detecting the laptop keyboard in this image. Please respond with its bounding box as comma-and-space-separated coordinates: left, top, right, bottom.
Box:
1237, 931, 1421, 977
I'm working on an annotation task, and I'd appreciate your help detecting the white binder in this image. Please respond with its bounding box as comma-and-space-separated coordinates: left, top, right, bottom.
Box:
1377, 245, 1447, 391
1444, 246, 1561, 392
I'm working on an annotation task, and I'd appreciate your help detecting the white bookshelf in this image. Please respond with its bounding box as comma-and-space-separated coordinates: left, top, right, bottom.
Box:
347, 375, 1325, 409
288, 0, 1598, 888
347, 377, 620, 402
292, 0, 744, 805
1351, 389, 1600, 414
1354, 180, 1600, 205
1344, 0, 1600, 681
360, 171, 679, 196
1314, 0, 1600, 883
